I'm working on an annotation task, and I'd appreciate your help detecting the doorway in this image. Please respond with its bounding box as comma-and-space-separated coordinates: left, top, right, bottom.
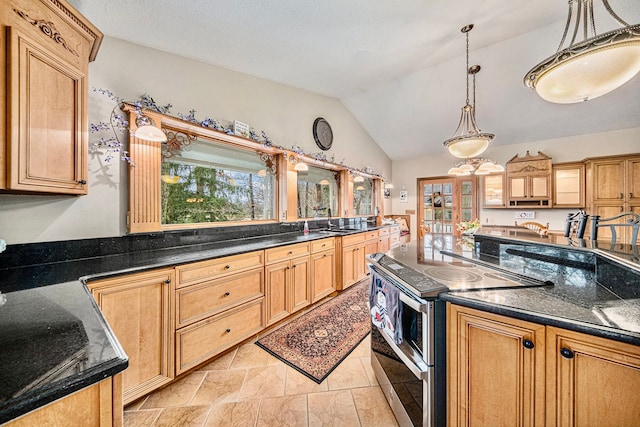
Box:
418, 176, 478, 237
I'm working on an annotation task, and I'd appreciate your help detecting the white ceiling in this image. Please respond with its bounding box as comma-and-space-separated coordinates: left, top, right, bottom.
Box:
69, 0, 640, 160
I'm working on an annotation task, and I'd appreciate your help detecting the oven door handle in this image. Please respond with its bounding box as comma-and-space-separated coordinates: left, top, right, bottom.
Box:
374, 325, 430, 380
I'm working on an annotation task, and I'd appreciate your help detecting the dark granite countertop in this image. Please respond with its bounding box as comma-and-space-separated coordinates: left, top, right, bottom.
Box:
383, 230, 640, 347
0, 223, 383, 423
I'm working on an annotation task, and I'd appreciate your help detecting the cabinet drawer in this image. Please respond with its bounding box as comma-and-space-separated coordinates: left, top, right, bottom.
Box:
390, 233, 400, 247
364, 230, 379, 241
176, 298, 264, 374
176, 268, 264, 328
378, 228, 390, 236
175, 250, 264, 288
265, 242, 310, 264
342, 233, 366, 246
311, 237, 334, 253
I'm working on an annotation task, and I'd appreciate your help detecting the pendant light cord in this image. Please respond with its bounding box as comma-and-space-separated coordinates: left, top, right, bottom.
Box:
465, 29, 470, 105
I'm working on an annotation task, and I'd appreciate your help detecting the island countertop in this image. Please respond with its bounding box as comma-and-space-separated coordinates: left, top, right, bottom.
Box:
382, 231, 640, 347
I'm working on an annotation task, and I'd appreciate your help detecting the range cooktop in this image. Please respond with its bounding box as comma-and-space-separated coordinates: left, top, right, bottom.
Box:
367, 240, 552, 298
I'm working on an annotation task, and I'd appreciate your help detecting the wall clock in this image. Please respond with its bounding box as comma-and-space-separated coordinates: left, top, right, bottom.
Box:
313, 117, 333, 151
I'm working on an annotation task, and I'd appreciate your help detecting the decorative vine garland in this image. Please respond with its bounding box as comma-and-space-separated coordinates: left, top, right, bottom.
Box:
89, 88, 385, 180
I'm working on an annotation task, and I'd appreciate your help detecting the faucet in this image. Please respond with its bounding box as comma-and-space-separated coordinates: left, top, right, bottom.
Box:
327, 208, 333, 230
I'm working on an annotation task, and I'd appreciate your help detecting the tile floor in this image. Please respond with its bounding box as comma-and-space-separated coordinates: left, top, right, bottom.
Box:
123, 329, 399, 427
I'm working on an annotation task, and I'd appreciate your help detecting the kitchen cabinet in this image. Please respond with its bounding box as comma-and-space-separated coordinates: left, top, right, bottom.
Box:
87, 269, 175, 405
552, 162, 585, 208
1, 0, 102, 194
506, 151, 552, 208
448, 304, 640, 427
481, 174, 506, 208
4, 374, 122, 427
175, 250, 265, 374
364, 230, 381, 256
377, 227, 391, 252
586, 154, 640, 243
338, 232, 367, 290
389, 225, 401, 248
310, 238, 336, 302
447, 304, 546, 426
265, 243, 311, 326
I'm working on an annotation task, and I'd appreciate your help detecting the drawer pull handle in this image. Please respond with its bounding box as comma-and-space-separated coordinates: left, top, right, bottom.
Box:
224, 265, 231, 270
288, 251, 293, 255
164, 279, 171, 284
322, 244, 326, 247
619, 193, 624, 199
224, 291, 230, 297
225, 328, 231, 334
522, 339, 535, 349
323, 254, 327, 258
560, 347, 574, 359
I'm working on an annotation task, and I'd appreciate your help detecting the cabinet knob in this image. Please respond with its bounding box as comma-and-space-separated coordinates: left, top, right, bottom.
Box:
288, 251, 293, 255
224, 265, 231, 270
78, 179, 87, 185
286, 266, 290, 270
560, 347, 574, 359
224, 291, 230, 297
322, 244, 326, 247
323, 254, 327, 258
619, 193, 624, 199
522, 339, 535, 349
225, 328, 231, 334
630, 193, 634, 199
164, 279, 171, 284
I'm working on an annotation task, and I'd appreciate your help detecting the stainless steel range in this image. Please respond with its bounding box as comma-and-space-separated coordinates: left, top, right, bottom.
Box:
367, 239, 551, 427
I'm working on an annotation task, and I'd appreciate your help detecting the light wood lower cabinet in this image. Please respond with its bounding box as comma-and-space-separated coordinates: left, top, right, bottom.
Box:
5, 374, 123, 427
447, 304, 545, 427
448, 304, 640, 427
310, 238, 336, 302
87, 270, 175, 405
265, 254, 311, 326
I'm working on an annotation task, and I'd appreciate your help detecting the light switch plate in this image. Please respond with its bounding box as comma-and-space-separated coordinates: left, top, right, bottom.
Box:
516, 211, 535, 219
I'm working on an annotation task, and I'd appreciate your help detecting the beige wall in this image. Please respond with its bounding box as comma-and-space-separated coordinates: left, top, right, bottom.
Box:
0, 37, 391, 244
390, 127, 640, 235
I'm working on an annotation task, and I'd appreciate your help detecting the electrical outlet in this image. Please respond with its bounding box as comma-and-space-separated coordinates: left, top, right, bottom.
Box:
515, 211, 535, 219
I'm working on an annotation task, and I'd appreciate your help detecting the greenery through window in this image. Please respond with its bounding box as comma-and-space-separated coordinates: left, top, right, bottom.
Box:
161, 138, 276, 225
297, 165, 339, 218
353, 177, 374, 215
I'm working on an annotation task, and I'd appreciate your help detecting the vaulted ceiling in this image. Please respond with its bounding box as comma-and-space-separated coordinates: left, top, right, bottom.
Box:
69, 0, 640, 160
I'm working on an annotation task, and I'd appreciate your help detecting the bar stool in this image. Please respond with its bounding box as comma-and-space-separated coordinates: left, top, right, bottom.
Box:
589, 212, 640, 244
564, 210, 588, 239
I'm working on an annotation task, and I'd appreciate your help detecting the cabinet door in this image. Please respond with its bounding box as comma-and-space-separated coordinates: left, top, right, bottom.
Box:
591, 159, 626, 203
509, 176, 527, 199
447, 304, 546, 427
341, 245, 359, 289
378, 236, 390, 253
530, 175, 550, 199
482, 174, 506, 208
290, 256, 310, 314
88, 269, 175, 405
311, 250, 336, 302
6, 27, 87, 194
592, 204, 626, 241
364, 239, 379, 256
546, 327, 640, 427
626, 157, 640, 204
265, 261, 289, 326
553, 163, 585, 208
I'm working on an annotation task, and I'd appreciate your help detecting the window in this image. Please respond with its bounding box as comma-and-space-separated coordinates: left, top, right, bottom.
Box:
353, 177, 374, 216
160, 137, 276, 225
297, 165, 339, 218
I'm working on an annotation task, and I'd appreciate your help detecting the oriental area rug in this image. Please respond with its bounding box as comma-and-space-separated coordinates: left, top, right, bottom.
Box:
256, 279, 371, 383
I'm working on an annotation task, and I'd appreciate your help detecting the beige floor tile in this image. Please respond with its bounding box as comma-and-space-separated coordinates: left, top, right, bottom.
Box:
326, 358, 372, 391
153, 405, 211, 427
238, 365, 287, 401
256, 394, 308, 427
197, 347, 237, 371
124, 396, 149, 412
348, 336, 372, 359
360, 356, 378, 385
230, 341, 281, 369
204, 400, 260, 427
307, 389, 360, 427
123, 409, 160, 427
285, 366, 329, 395
351, 386, 399, 427
141, 372, 207, 409
191, 370, 247, 406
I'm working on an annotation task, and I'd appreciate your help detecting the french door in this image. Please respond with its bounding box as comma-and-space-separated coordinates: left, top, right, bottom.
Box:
418, 176, 478, 237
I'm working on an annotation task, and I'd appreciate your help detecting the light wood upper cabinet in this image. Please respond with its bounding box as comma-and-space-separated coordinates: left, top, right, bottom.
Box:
87, 269, 175, 405
506, 151, 552, 208
590, 157, 627, 203
552, 162, 585, 208
481, 174, 506, 208
448, 303, 640, 427
1, 0, 102, 194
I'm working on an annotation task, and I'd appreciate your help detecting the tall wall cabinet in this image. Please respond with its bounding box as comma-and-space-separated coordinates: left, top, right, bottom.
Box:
1, 0, 102, 194
586, 154, 640, 243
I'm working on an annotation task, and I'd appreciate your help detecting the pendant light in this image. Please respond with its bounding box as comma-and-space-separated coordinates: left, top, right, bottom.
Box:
524, 0, 640, 103
443, 24, 495, 159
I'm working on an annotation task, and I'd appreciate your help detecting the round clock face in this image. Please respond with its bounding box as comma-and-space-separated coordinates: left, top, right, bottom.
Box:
313, 117, 333, 151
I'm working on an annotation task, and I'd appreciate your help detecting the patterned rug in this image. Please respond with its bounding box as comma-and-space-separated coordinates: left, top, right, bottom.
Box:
256, 280, 371, 383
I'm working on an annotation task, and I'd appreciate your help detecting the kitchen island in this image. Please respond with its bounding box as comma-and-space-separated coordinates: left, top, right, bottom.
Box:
378, 228, 640, 426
